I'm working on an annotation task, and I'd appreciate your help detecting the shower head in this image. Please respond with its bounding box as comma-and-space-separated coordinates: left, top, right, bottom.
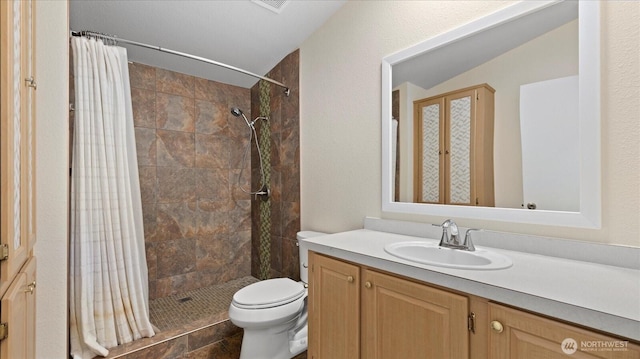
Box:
230, 107, 243, 117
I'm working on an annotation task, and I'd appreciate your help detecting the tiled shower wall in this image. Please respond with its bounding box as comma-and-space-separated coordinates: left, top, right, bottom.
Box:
250, 50, 301, 280
129, 63, 253, 299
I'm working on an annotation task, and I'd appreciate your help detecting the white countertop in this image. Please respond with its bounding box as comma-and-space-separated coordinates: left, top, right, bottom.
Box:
301, 229, 640, 341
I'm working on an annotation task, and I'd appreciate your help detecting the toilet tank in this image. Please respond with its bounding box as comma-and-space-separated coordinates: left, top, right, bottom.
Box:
297, 231, 327, 284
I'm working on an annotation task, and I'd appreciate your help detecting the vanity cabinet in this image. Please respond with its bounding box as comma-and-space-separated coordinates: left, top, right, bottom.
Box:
361, 268, 469, 358
308, 252, 470, 359
308, 252, 361, 359
309, 252, 640, 359
488, 303, 640, 359
413, 84, 495, 207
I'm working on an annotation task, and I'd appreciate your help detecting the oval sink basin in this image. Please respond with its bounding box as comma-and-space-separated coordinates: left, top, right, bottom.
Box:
384, 241, 512, 270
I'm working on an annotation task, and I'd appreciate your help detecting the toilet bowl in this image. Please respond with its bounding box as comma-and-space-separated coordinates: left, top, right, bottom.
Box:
228, 231, 326, 359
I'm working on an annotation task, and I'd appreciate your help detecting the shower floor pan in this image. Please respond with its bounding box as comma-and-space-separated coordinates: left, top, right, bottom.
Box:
99, 276, 259, 359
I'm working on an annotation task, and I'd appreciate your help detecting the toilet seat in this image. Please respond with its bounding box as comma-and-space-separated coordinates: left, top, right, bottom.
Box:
232, 278, 305, 309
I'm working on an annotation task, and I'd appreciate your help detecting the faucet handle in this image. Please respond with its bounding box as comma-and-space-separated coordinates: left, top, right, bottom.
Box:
463, 229, 482, 251
432, 219, 453, 228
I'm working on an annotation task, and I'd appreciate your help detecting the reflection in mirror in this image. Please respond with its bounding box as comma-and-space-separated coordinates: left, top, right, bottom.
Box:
412, 84, 496, 207
381, 1, 601, 228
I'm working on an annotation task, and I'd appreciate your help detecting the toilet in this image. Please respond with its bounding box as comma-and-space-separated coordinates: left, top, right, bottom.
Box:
228, 231, 326, 359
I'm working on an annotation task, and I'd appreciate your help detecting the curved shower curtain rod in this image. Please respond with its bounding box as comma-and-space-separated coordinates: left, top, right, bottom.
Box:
70, 30, 290, 97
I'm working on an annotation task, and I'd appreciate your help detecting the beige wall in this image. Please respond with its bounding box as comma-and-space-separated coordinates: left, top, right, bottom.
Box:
300, 1, 640, 247
34, 0, 69, 357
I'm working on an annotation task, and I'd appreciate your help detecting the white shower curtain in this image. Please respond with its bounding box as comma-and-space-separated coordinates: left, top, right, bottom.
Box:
69, 37, 155, 359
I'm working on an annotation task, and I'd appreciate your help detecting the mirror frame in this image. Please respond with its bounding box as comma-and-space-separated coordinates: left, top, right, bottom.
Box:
381, 0, 601, 228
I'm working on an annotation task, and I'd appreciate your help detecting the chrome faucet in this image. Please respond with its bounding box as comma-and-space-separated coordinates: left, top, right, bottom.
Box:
437, 219, 460, 246
434, 219, 479, 251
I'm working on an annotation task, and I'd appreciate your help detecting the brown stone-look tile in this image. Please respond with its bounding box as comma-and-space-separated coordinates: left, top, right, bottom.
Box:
138, 166, 157, 204
141, 201, 157, 242
156, 202, 197, 241
228, 109, 251, 142
157, 129, 195, 168
230, 168, 251, 202
156, 92, 195, 132
128, 62, 156, 91
156, 68, 195, 98
195, 78, 250, 108
230, 136, 250, 170
251, 207, 261, 279
268, 88, 283, 135
197, 231, 251, 283
270, 235, 282, 274
185, 332, 243, 359
121, 336, 187, 359
229, 230, 252, 278
282, 201, 301, 240
270, 198, 283, 237
250, 85, 260, 118
148, 279, 157, 301
145, 242, 158, 281
195, 99, 229, 135
282, 166, 300, 203
281, 120, 300, 167
156, 238, 196, 279
270, 129, 282, 171
157, 167, 195, 203
195, 233, 232, 272
194, 78, 224, 103
132, 88, 156, 128
135, 127, 157, 167
283, 95, 300, 129
196, 199, 232, 236
155, 271, 200, 298
187, 320, 241, 352
195, 134, 230, 169
283, 237, 301, 281
195, 169, 231, 202
229, 200, 251, 233
282, 50, 300, 102
269, 167, 282, 204
155, 207, 181, 242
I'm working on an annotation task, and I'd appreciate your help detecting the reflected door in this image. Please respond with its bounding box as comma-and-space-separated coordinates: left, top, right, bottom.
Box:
414, 84, 494, 206
415, 97, 445, 204
446, 90, 475, 205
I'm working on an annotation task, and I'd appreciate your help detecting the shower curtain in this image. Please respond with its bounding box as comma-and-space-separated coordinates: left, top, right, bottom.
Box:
69, 37, 155, 359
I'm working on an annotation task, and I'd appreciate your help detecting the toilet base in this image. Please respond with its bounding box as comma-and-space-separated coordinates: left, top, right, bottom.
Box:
239, 321, 307, 359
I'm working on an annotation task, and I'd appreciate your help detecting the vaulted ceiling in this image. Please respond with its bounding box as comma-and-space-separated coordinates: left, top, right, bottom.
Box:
70, 0, 346, 88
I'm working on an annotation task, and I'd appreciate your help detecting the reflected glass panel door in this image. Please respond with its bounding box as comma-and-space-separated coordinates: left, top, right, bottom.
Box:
448, 95, 472, 204
420, 102, 441, 203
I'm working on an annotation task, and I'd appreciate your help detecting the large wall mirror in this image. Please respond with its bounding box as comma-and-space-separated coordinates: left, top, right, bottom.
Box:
381, 0, 601, 228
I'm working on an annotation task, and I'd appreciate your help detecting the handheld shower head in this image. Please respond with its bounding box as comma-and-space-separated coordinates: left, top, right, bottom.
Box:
230, 107, 243, 117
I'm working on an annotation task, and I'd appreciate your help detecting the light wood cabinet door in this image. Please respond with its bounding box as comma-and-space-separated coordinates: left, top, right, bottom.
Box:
1, 0, 37, 296
488, 303, 640, 359
0, 0, 37, 356
0, 257, 36, 359
362, 269, 469, 359
308, 252, 360, 359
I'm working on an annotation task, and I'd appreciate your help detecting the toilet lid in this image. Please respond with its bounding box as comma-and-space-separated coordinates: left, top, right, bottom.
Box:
232, 278, 305, 309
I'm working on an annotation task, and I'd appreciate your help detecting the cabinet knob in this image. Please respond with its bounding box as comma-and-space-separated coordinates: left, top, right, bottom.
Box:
490, 320, 504, 333
364, 281, 372, 289
25, 281, 36, 294
25, 77, 37, 90
347, 275, 354, 283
